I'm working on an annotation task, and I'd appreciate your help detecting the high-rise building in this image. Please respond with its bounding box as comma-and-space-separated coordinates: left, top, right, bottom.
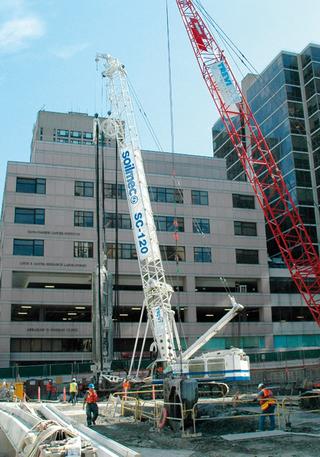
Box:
212, 43, 320, 259
0, 110, 319, 373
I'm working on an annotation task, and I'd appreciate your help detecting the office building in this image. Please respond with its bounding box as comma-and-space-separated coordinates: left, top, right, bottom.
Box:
212, 44, 320, 355
0, 110, 319, 371
213, 43, 320, 257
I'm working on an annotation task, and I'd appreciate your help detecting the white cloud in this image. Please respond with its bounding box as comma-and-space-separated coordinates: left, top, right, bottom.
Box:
0, 16, 45, 53
53, 43, 89, 60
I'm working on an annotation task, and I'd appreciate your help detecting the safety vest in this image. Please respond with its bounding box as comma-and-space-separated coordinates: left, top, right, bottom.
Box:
86, 390, 98, 404
122, 380, 130, 390
259, 388, 276, 411
69, 382, 78, 393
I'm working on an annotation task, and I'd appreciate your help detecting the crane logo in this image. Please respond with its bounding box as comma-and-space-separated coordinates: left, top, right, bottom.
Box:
210, 60, 241, 107
154, 307, 164, 324
122, 150, 138, 204
216, 61, 232, 86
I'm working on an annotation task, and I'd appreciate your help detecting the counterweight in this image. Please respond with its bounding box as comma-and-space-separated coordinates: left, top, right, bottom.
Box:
176, 0, 320, 326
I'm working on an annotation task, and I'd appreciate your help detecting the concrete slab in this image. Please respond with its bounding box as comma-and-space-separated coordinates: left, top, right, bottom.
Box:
222, 430, 288, 441
134, 449, 193, 457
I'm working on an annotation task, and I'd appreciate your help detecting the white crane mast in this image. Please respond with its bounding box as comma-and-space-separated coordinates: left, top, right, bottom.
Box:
96, 54, 182, 364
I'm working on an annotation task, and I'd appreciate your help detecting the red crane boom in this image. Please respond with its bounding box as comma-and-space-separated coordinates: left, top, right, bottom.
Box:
176, 0, 320, 326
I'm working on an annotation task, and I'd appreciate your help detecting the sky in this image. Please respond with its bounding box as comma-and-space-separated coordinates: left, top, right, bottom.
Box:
1, 0, 320, 202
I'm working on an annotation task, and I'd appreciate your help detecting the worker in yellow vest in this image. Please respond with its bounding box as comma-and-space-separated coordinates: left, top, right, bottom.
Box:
257, 383, 276, 431
69, 378, 78, 405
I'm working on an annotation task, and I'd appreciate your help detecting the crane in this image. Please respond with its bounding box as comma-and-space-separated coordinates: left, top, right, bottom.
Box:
94, 54, 249, 397
176, 0, 320, 326
95, 54, 181, 366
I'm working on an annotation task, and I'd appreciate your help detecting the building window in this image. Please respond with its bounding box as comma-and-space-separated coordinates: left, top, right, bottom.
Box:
234, 221, 257, 236
160, 245, 186, 262
74, 241, 93, 258
149, 186, 183, 204
10, 338, 92, 352
105, 213, 132, 229
16, 177, 46, 194
154, 215, 184, 232
74, 210, 94, 227
274, 334, 320, 349
193, 218, 210, 234
106, 243, 137, 260
83, 132, 93, 140
70, 130, 82, 138
11, 304, 91, 322
191, 190, 208, 205
200, 335, 264, 351
13, 239, 44, 256
194, 247, 212, 262
236, 249, 259, 264
104, 183, 126, 200
15, 208, 45, 225
74, 181, 94, 197
232, 193, 255, 209
57, 129, 69, 137
272, 306, 314, 322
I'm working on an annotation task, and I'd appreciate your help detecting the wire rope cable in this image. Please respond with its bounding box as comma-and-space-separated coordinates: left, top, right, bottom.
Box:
165, 0, 187, 351
194, 0, 260, 76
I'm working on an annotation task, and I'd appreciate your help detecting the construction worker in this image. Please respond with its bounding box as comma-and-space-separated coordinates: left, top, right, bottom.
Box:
122, 378, 131, 399
257, 383, 276, 431
9, 384, 15, 402
83, 383, 98, 426
46, 379, 54, 401
69, 378, 78, 405
0, 380, 8, 400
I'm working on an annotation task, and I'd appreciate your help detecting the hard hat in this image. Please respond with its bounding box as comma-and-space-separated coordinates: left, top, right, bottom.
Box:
88, 383, 94, 389
258, 383, 264, 389
72, 378, 76, 382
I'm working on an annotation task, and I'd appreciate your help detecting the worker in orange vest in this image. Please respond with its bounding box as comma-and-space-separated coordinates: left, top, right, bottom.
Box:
257, 383, 276, 431
83, 383, 98, 426
122, 378, 131, 399
46, 379, 54, 401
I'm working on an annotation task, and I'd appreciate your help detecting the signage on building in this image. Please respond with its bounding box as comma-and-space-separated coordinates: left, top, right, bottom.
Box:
27, 230, 81, 236
19, 261, 87, 268
26, 328, 78, 333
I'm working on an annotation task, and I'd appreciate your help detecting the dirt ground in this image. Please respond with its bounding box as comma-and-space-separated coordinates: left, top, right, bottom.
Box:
95, 409, 320, 457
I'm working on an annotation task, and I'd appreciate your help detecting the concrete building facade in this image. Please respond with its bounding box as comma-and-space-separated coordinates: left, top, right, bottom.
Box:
0, 110, 319, 370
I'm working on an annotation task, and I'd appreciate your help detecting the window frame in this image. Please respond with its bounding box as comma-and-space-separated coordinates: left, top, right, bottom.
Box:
234, 220, 257, 236
74, 181, 94, 197
16, 177, 46, 194
191, 190, 209, 206
149, 186, 184, 204
232, 193, 255, 209
14, 208, 45, 225
154, 215, 185, 232
192, 218, 210, 234
13, 239, 44, 256
73, 241, 94, 258
194, 246, 212, 263
236, 248, 259, 264
74, 210, 94, 227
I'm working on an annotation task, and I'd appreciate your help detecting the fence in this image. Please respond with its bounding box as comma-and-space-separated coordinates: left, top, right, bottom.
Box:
0, 362, 92, 380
